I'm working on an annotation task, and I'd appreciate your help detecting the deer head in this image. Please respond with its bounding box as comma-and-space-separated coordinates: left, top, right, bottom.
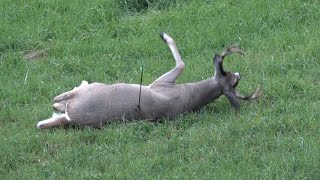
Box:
214, 46, 262, 110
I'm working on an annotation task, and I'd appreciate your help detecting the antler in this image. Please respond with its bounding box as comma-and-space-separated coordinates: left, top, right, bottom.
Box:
221, 45, 245, 60
235, 85, 263, 100
214, 46, 245, 76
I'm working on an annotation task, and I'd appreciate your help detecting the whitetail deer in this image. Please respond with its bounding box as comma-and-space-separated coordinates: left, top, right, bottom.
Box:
37, 33, 262, 129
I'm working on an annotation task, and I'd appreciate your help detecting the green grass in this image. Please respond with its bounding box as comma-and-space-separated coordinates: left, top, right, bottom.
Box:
1, 0, 319, 179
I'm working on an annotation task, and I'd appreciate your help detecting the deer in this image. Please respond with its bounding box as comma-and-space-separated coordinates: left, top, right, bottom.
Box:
36, 32, 262, 129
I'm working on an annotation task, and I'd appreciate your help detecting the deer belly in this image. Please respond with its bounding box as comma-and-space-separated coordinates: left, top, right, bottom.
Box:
65, 84, 171, 126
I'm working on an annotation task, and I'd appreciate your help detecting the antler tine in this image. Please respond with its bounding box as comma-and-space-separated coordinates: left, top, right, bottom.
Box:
221, 45, 246, 60
236, 85, 263, 100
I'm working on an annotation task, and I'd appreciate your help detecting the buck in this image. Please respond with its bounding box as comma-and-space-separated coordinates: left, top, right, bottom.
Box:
37, 32, 262, 129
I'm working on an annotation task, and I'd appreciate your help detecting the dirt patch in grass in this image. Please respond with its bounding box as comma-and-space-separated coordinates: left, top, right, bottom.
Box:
22, 48, 49, 60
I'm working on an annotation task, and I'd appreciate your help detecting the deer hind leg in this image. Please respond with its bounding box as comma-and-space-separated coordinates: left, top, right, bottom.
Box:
53, 80, 89, 102
53, 102, 67, 113
37, 113, 70, 129
151, 33, 185, 85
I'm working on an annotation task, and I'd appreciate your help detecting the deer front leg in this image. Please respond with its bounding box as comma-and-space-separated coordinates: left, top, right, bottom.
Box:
151, 33, 185, 85
224, 91, 240, 110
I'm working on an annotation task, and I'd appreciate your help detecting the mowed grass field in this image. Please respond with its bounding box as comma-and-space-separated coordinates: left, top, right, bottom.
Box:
1, 0, 319, 179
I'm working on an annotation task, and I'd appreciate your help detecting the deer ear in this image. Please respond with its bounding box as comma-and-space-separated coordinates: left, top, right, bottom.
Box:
213, 54, 226, 76
224, 91, 240, 110
213, 54, 222, 63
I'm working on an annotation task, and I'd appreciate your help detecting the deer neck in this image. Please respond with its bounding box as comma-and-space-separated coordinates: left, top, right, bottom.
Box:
184, 78, 222, 111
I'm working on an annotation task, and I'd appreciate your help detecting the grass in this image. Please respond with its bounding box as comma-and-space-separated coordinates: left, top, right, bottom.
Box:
1, 0, 319, 179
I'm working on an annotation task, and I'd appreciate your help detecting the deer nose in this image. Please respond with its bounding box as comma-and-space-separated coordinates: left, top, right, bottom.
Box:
234, 72, 241, 80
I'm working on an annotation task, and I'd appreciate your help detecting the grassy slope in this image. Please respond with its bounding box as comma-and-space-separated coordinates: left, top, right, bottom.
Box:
0, 0, 319, 179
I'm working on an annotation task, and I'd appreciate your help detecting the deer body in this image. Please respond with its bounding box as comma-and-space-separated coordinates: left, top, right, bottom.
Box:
36, 33, 261, 129
53, 79, 221, 128
66, 83, 188, 127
